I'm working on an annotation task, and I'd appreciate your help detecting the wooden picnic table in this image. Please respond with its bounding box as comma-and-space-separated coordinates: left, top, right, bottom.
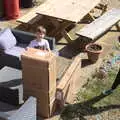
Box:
36, 0, 100, 22
36, 0, 101, 42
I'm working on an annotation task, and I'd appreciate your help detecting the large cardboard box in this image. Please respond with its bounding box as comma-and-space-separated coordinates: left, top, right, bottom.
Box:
37, 98, 55, 118
24, 87, 56, 117
24, 87, 56, 104
21, 48, 57, 118
21, 48, 56, 91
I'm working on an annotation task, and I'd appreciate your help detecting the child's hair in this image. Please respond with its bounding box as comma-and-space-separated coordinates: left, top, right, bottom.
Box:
36, 26, 46, 34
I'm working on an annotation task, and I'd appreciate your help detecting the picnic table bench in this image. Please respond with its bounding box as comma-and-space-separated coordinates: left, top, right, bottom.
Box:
76, 8, 120, 41
17, 7, 42, 25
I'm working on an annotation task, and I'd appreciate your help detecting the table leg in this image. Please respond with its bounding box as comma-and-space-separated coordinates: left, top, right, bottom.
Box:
95, 3, 108, 15
115, 22, 120, 31
49, 19, 74, 43
88, 12, 95, 21
61, 30, 73, 43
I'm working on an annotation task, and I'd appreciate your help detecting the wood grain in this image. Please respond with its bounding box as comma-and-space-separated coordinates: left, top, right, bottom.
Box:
76, 8, 120, 40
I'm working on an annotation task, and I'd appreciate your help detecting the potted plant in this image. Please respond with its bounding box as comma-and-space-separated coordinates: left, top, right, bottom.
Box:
85, 43, 103, 63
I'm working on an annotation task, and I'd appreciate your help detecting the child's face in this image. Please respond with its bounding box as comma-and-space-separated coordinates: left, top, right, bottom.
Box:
36, 31, 45, 41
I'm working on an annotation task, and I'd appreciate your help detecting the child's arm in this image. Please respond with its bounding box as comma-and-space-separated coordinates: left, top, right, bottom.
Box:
46, 40, 51, 51
26, 40, 35, 50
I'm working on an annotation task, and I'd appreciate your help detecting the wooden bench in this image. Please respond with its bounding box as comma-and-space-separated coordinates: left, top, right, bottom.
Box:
16, 6, 42, 29
95, 3, 108, 15
76, 8, 120, 41
89, 1, 108, 20
94, 0, 108, 15
17, 8, 41, 24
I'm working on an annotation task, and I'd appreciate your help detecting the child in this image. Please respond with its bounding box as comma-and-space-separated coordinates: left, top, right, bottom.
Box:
28, 26, 50, 51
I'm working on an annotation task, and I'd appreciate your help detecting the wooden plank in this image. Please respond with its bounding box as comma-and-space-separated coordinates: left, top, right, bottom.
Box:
88, 12, 96, 21
61, 30, 73, 43
36, 0, 100, 23
56, 55, 81, 106
56, 56, 72, 81
17, 7, 42, 24
95, 2, 108, 15
76, 8, 120, 40
17, 9, 37, 24
57, 56, 81, 90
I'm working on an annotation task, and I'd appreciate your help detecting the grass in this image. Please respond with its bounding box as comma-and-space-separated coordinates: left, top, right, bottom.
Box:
60, 65, 120, 120
76, 67, 120, 106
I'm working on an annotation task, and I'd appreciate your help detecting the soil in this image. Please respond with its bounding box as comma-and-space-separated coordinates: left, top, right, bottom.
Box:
87, 44, 102, 52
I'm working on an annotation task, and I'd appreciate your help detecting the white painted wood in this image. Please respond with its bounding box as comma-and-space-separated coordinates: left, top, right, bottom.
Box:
76, 8, 120, 40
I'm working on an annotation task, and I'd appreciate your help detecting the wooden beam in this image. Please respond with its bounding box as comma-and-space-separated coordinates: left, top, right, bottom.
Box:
95, 3, 108, 15
88, 12, 95, 21
61, 30, 73, 43
115, 22, 120, 31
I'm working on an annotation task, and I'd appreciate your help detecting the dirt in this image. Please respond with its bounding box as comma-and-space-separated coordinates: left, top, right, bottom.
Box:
87, 44, 102, 52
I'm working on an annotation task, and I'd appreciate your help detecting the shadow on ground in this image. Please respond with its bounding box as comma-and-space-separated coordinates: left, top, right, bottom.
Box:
59, 38, 87, 59
81, 59, 94, 68
60, 93, 120, 120
58, 38, 95, 68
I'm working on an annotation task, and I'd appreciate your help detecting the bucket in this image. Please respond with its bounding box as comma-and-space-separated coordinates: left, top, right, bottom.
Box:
0, 0, 4, 17
21, 0, 33, 8
4, 0, 19, 19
